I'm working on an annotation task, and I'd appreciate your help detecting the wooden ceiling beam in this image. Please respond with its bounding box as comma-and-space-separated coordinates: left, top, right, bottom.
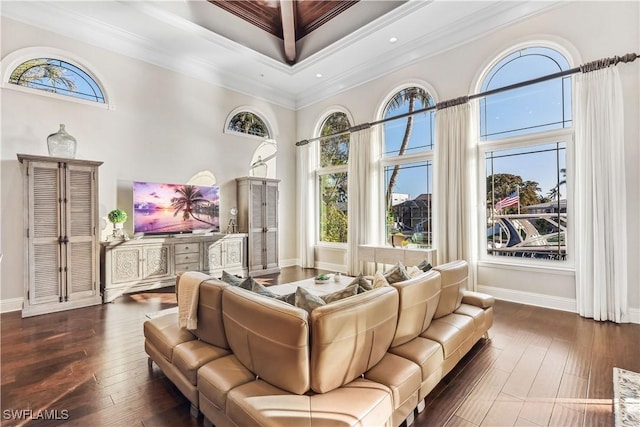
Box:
280, 0, 296, 63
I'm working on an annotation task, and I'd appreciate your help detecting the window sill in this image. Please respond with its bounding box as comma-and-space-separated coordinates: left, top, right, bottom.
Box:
477, 259, 574, 276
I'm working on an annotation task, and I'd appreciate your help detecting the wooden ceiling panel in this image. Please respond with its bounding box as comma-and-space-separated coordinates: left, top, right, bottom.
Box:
208, 0, 359, 41
295, 0, 358, 39
209, 0, 284, 38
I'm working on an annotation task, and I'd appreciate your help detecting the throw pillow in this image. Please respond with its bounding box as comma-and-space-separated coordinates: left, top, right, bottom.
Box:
417, 260, 433, 272
251, 281, 280, 298
383, 261, 411, 284
277, 292, 296, 305
372, 271, 390, 289
349, 274, 373, 294
321, 283, 359, 304
221, 270, 243, 286
407, 265, 423, 278
295, 287, 326, 314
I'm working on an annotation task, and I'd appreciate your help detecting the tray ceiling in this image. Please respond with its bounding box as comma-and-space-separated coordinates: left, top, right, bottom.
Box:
1, 1, 563, 109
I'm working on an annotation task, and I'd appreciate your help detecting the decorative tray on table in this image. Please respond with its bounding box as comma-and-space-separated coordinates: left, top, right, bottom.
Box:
314, 274, 331, 284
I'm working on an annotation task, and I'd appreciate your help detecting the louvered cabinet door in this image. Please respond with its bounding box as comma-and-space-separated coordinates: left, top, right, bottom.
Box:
27, 161, 63, 306
264, 181, 279, 270
19, 154, 103, 317
236, 177, 280, 276
64, 164, 99, 300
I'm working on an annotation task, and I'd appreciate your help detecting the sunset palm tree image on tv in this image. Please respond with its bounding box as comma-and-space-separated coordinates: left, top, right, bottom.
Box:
133, 181, 220, 234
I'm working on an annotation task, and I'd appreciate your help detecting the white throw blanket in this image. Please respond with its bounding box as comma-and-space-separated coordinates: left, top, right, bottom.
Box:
177, 271, 210, 330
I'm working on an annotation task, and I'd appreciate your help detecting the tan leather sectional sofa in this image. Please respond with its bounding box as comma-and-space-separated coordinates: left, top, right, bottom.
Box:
144, 260, 494, 426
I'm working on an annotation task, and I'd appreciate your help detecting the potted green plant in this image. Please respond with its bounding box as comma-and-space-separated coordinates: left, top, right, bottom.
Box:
107, 209, 128, 239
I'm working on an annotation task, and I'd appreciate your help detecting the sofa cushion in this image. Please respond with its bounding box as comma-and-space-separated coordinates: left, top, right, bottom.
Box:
421, 313, 475, 359
365, 352, 421, 412
172, 340, 229, 385
143, 313, 195, 362
389, 336, 444, 382
433, 260, 467, 319
226, 378, 393, 427
193, 278, 230, 348
198, 355, 255, 412
455, 303, 489, 334
310, 286, 398, 393
389, 269, 441, 347
223, 286, 310, 395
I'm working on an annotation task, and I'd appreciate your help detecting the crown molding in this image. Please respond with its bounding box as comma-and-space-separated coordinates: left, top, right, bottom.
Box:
1, 1, 565, 111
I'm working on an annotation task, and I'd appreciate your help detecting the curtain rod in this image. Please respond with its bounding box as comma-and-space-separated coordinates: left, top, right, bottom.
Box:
295, 52, 638, 147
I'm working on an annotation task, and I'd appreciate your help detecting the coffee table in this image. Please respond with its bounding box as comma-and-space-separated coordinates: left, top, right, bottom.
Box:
267, 274, 354, 297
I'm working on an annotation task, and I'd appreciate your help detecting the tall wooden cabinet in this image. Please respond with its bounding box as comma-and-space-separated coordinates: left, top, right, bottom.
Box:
236, 177, 280, 276
17, 154, 102, 317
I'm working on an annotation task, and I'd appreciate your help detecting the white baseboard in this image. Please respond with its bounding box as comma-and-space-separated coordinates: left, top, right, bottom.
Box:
279, 258, 300, 268
478, 285, 577, 313
314, 261, 347, 274
1, 297, 23, 314
479, 285, 640, 324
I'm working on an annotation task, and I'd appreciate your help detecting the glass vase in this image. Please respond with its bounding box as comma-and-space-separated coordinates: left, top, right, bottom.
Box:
47, 124, 77, 158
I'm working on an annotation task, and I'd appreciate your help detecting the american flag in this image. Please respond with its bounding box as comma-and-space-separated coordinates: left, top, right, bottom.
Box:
495, 190, 519, 211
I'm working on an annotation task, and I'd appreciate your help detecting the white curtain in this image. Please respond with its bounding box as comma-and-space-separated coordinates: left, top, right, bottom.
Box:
296, 143, 316, 268
434, 101, 476, 273
574, 66, 628, 323
346, 128, 379, 275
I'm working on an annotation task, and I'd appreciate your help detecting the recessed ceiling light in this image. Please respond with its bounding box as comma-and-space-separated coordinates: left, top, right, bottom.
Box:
316, 73, 323, 78
389, 37, 398, 44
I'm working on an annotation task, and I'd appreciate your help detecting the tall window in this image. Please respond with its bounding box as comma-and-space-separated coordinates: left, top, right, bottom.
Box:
9, 58, 105, 103
317, 112, 350, 243
227, 111, 269, 138
382, 87, 435, 248
479, 46, 572, 262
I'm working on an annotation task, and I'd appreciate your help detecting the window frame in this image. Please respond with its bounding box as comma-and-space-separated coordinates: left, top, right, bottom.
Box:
1, 47, 112, 110
315, 109, 352, 247
477, 116, 574, 269
223, 106, 272, 140
378, 83, 436, 248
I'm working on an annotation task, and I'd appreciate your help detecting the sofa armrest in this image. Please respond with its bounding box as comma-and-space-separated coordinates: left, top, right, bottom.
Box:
462, 291, 494, 309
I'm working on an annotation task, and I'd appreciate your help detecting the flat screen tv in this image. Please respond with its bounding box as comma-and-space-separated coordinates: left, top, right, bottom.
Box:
133, 181, 220, 235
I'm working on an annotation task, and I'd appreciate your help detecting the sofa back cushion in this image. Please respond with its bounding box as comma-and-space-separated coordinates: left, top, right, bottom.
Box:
222, 286, 310, 395
389, 269, 442, 347
433, 260, 467, 319
309, 286, 399, 393
194, 278, 230, 348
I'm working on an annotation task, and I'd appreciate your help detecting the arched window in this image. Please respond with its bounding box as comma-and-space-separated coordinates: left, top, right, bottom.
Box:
317, 111, 350, 244
227, 111, 270, 138
381, 86, 435, 248
479, 46, 572, 263
480, 47, 572, 140
8, 58, 105, 103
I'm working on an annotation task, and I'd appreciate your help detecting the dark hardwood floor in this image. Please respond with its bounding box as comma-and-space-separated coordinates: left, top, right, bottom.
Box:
1, 267, 638, 426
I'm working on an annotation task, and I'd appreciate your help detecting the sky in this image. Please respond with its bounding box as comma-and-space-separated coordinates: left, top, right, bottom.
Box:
382, 46, 571, 201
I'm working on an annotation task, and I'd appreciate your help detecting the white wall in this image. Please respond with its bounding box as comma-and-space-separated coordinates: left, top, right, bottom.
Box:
296, 1, 640, 318
0, 17, 298, 309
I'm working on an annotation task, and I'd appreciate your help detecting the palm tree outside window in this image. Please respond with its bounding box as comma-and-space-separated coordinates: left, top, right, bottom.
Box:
9, 58, 105, 103
227, 112, 270, 138
381, 87, 435, 248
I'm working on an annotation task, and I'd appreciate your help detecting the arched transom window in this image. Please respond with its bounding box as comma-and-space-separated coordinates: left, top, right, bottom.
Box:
227, 111, 270, 138
9, 58, 105, 103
